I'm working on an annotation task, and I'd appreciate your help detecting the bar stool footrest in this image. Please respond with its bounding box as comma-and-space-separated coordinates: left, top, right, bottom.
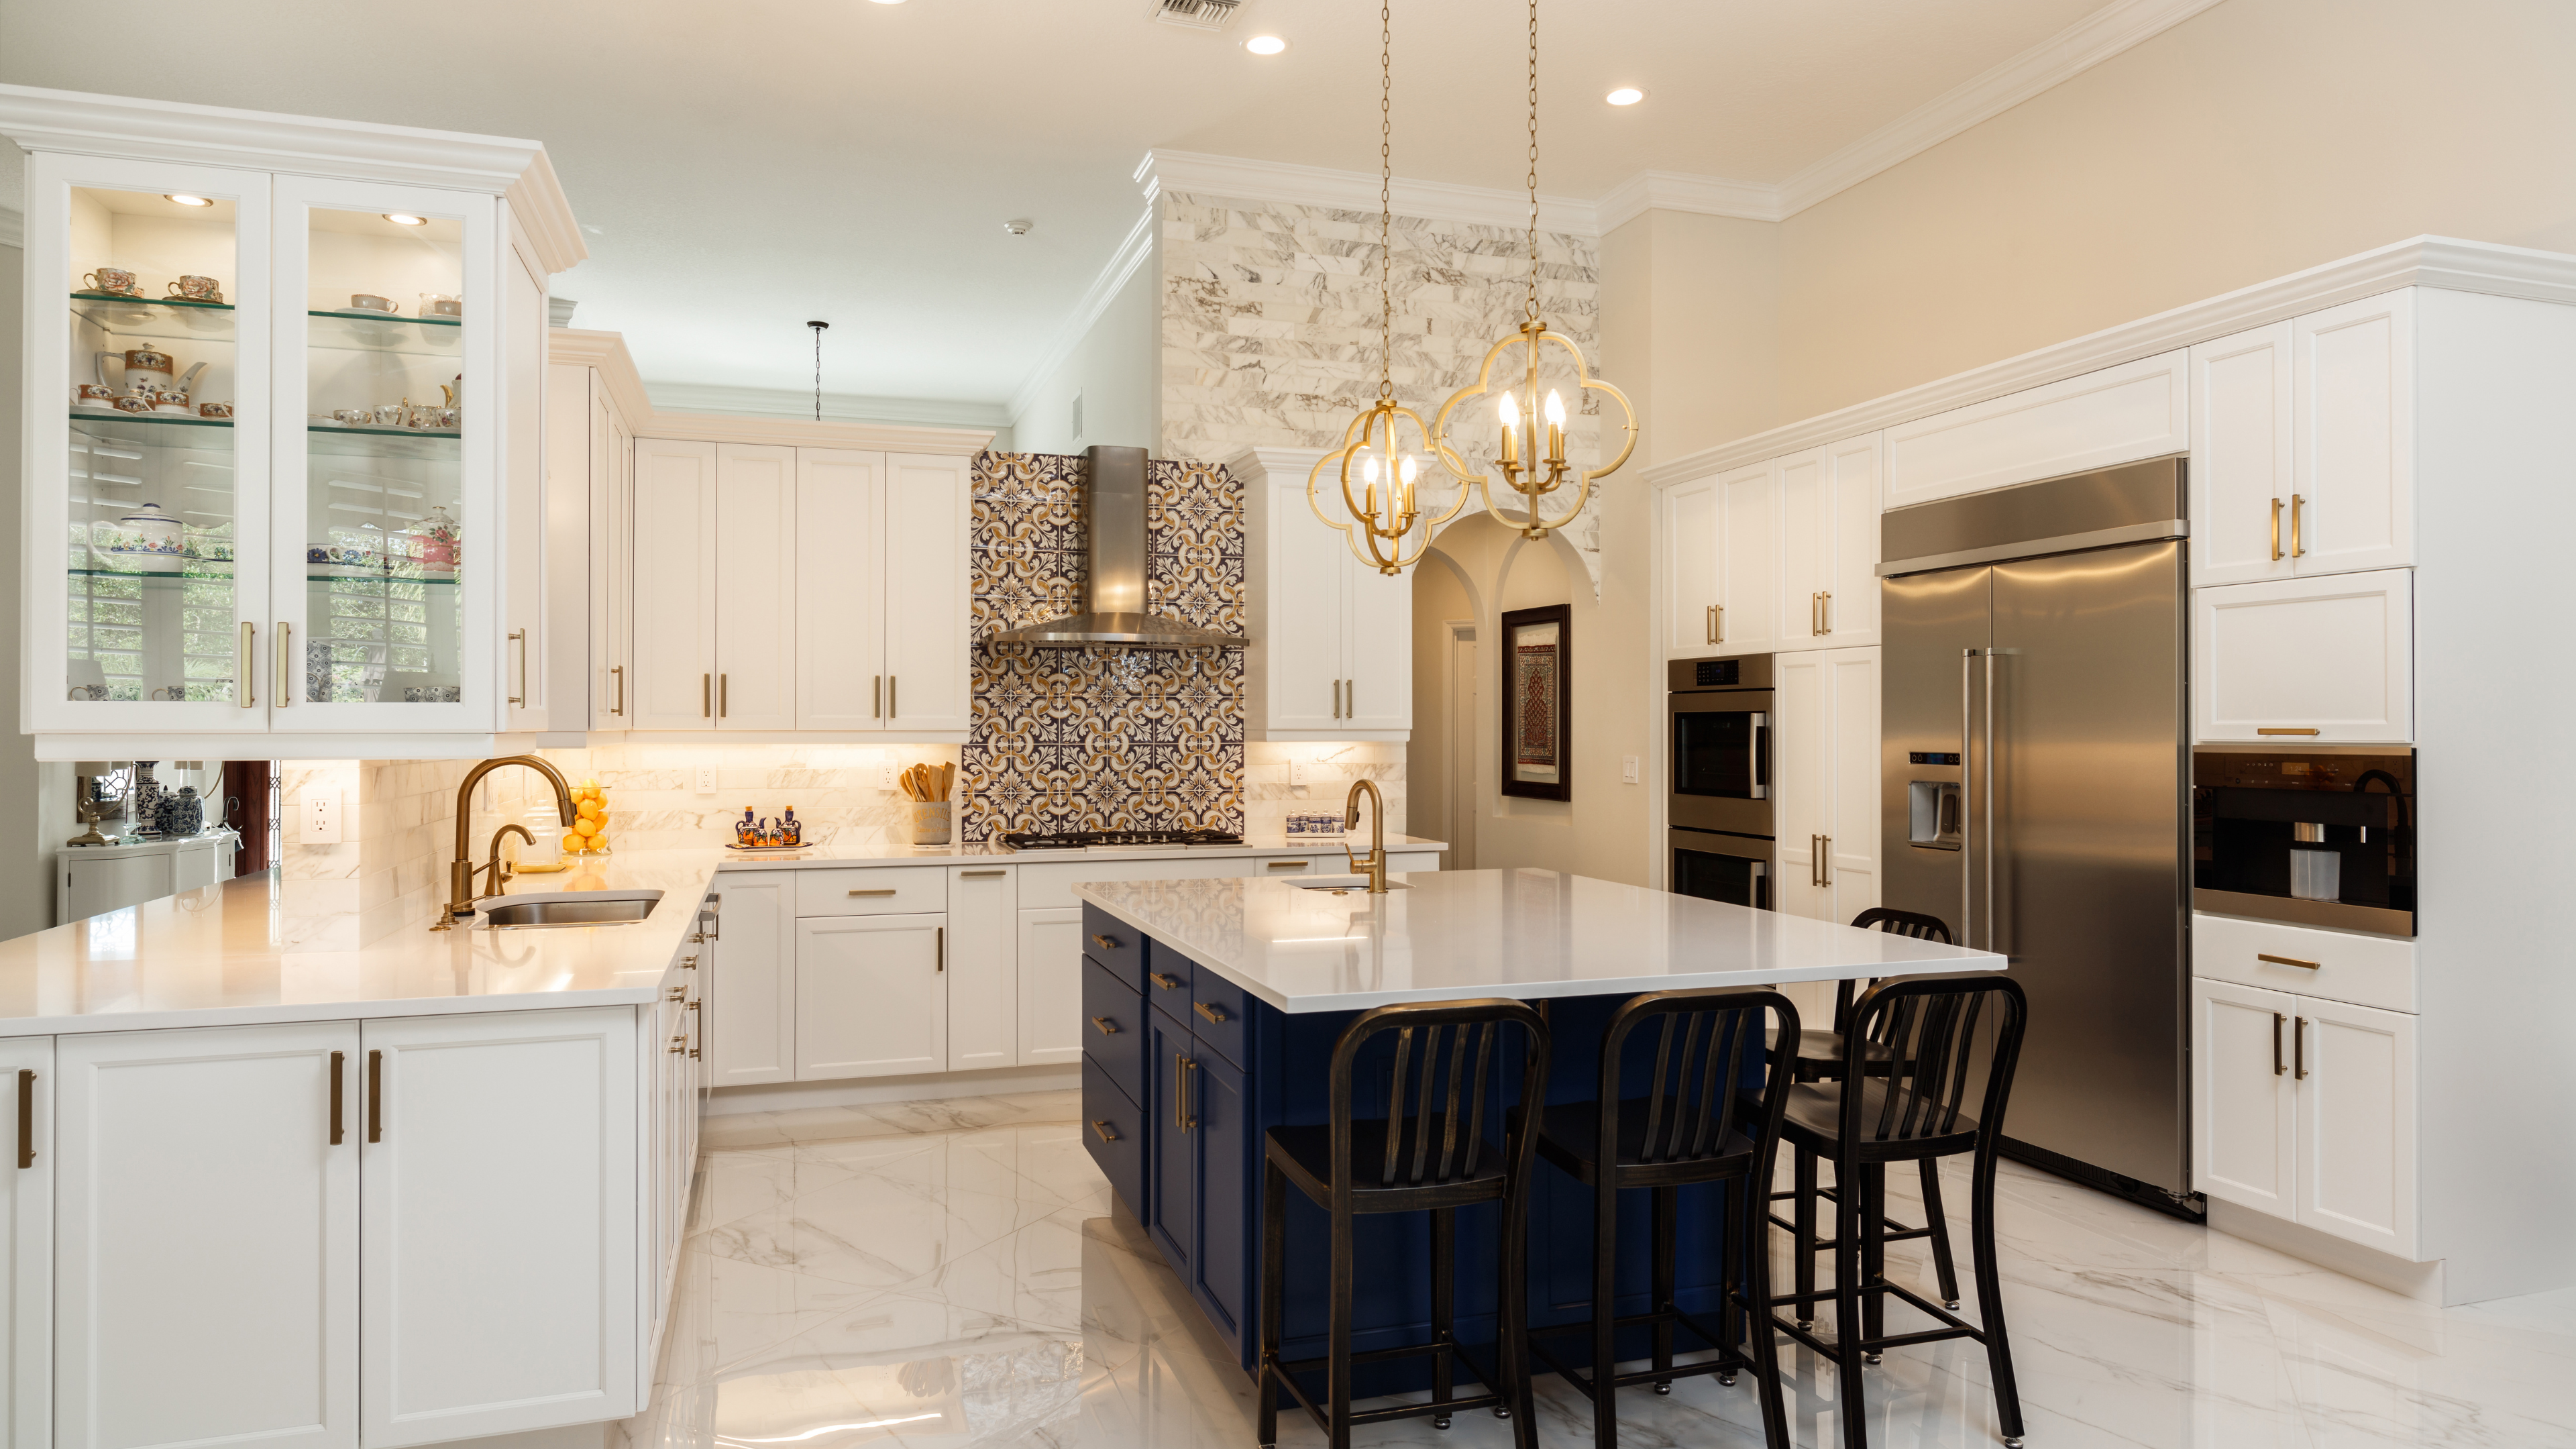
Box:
1265, 1340, 1509, 1436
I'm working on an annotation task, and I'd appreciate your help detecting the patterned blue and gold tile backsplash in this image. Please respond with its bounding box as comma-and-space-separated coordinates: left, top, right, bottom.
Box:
962, 451, 1246, 841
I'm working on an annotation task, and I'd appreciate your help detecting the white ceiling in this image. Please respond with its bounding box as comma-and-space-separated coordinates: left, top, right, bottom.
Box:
0, 0, 2131, 415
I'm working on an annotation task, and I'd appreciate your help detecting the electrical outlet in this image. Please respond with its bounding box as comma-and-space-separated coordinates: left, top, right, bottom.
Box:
302, 790, 343, 845
694, 767, 717, 796
1289, 759, 1310, 787
879, 763, 900, 790
1622, 755, 1640, 785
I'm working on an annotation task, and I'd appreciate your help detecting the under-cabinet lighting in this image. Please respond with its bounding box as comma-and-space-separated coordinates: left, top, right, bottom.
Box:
382, 213, 429, 227
1606, 87, 1645, 106
165, 194, 213, 207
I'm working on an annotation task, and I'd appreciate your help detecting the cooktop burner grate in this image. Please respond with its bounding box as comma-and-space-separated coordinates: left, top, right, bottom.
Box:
998, 828, 1246, 851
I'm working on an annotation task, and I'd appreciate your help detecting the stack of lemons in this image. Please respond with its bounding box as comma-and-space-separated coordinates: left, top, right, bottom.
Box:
567, 779, 610, 854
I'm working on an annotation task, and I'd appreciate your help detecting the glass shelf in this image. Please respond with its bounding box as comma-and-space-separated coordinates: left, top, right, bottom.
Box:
68, 567, 238, 584
307, 426, 461, 460
71, 293, 238, 343
70, 409, 235, 432
307, 310, 462, 356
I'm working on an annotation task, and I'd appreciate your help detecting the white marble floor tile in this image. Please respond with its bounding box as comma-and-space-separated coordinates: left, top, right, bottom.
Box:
620, 1097, 2576, 1449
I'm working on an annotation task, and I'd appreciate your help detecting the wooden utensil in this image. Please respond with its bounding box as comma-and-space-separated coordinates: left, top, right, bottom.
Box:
937, 763, 953, 800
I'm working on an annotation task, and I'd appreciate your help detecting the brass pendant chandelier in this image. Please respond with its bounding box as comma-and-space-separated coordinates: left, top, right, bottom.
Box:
1309, 0, 1638, 576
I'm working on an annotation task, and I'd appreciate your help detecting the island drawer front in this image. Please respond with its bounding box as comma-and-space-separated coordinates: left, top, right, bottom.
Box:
1079, 1057, 1146, 1222
1081, 957, 1149, 1108
795, 867, 948, 918
2192, 910, 2415, 1014
1080, 903, 1146, 990
1188, 965, 1249, 1072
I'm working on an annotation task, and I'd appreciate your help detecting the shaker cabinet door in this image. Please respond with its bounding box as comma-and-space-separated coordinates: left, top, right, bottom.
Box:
712, 443, 798, 731
795, 914, 947, 1080
1770, 649, 1828, 922
944, 868, 1018, 1073
881, 453, 973, 733
2292, 291, 2415, 578
630, 438, 719, 730
2191, 978, 2296, 1218
793, 449, 886, 730
1262, 474, 1348, 730
2293, 995, 2418, 1258
1015, 905, 1085, 1069
706, 873, 794, 1087
1146, 1012, 1196, 1275
0, 1038, 48, 1449
1663, 473, 1722, 659
2193, 570, 2412, 743
1716, 460, 1778, 652
2190, 322, 2296, 587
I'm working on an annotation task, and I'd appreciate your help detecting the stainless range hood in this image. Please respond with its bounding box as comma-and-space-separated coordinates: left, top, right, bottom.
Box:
989, 445, 1244, 650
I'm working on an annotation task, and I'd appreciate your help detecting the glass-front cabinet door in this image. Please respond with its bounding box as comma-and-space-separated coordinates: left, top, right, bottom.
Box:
270, 175, 497, 732
25, 154, 273, 735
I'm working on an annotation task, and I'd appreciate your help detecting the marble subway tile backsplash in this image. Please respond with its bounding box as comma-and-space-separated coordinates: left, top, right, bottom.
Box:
482, 743, 967, 854
1244, 741, 1405, 839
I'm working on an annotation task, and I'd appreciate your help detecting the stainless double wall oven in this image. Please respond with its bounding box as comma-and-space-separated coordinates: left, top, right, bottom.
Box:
1668, 653, 1774, 909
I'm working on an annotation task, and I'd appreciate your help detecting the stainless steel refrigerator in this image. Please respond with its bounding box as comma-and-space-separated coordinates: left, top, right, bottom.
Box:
1879, 458, 2196, 1210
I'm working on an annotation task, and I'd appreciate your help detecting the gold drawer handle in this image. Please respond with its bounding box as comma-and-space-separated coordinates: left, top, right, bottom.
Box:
1148, 971, 1183, 990
1265, 859, 1309, 869
847, 888, 898, 898
1091, 932, 1120, 951
1090, 1119, 1118, 1143
1090, 1016, 1120, 1036
2257, 953, 2321, 970
1193, 1001, 1229, 1026
959, 869, 1008, 878
2256, 727, 2322, 737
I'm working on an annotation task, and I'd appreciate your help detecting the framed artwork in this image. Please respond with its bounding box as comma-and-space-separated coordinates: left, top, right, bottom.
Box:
1501, 604, 1570, 801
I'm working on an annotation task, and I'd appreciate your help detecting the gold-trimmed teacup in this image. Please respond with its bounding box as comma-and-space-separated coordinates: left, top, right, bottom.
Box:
166, 275, 223, 303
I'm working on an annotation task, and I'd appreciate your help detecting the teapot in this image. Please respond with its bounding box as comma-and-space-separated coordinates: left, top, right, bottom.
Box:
95, 347, 176, 396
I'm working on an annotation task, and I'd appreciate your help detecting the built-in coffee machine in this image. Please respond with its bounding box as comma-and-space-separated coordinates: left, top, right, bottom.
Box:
2192, 747, 2416, 937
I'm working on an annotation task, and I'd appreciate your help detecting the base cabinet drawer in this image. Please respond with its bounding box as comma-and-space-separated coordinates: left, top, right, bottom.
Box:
1081, 957, 1148, 1108
2193, 910, 2414, 1013
1078, 902, 1146, 989
1080, 1057, 1145, 1224
793, 867, 948, 918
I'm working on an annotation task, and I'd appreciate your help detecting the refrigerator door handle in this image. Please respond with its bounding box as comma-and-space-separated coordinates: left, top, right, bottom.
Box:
1984, 647, 1998, 957
1961, 648, 1978, 947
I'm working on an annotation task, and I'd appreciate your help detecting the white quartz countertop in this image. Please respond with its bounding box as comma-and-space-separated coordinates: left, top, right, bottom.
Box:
1073, 868, 2004, 1013
708, 833, 1446, 869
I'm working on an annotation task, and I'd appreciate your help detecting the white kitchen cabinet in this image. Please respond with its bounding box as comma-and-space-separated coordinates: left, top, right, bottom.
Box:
2194, 568, 2412, 743
358, 1008, 637, 1446
706, 873, 794, 1087
8, 89, 583, 758
1772, 647, 1880, 925
881, 453, 975, 733
946, 867, 1018, 1072
630, 437, 719, 731
1016, 906, 1086, 1069
1665, 435, 1878, 660
1717, 458, 1778, 653
0, 1038, 48, 1449
1883, 349, 2190, 510
54, 1021, 359, 1449
1662, 471, 1721, 659
2190, 321, 2297, 587
1777, 434, 1882, 647
641, 988, 690, 1389
1236, 448, 1409, 740
713, 444, 798, 731
2292, 291, 2415, 578
794, 449, 886, 731
795, 914, 947, 1079
547, 329, 646, 733
2192, 979, 2419, 1258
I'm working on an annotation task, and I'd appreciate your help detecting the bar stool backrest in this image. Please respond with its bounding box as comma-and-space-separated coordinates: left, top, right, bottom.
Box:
1328, 999, 1552, 1196
1599, 988, 1801, 1167
1839, 974, 2025, 1148
1832, 908, 1956, 1035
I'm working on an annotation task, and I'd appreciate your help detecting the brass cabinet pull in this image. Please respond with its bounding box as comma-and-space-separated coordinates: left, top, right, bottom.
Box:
1265, 859, 1309, 870
1331, 678, 1342, 718
2270, 496, 2284, 561
873, 676, 882, 718
680, 953, 698, 970
1090, 932, 1120, 951
366, 1049, 383, 1143
509, 629, 528, 707
1810, 835, 1821, 888
719, 673, 728, 718
888, 676, 897, 718
2290, 493, 2306, 557
15, 1069, 32, 1169
1091, 1016, 1120, 1036
610, 664, 624, 716
669, 1035, 690, 1055
2256, 727, 2322, 737
935, 926, 944, 973
2272, 1013, 2286, 1076
702, 673, 712, 718
1345, 679, 1354, 716
666, 985, 687, 1001
1819, 590, 1831, 635
1193, 1001, 1229, 1026
239, 621, 257, 708
847, 888, 897, 897
1175, 1055, 1197, 1132
1090, 1119, 1118, 1144
328, 1051, 344, 1145
276, 621, 293, 706
1715, 604, 1724, 643
959, 869, 1008, 878
1148, 971, 1183, 990
2258, 953, 2321, 970
1820, 834, 1832, 887
2292, 1016, 2309, 1081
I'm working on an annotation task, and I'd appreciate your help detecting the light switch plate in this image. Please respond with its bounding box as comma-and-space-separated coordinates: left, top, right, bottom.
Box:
694, 768, 717, 796
1622, 755, 1640, 784
302, 790, 342, 844
1289, 759, 1310, 787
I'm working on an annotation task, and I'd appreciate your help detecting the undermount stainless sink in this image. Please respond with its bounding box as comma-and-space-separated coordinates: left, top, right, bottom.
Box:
480, 890, 663, 928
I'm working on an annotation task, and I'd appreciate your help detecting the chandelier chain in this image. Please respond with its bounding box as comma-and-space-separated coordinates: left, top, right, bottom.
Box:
1379, 0, 1394, 401
1525, 0, 1540, 321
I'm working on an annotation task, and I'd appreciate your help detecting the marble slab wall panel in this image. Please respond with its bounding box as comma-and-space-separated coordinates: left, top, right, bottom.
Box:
1159, 190, 1607, 590
1243, 740, 1405, 839
963, 451, 1247, 841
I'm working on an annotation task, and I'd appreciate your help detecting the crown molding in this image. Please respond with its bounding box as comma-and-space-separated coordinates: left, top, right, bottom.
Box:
0, 83, 586, 268
1139, 148, 1599, 237
1774, 0, 2222, 217
547, 328, 654, 428
1641, 235, 2576, 488
0, 203, 20, 250
642, 393, 1000, 455
1009, 201, 1157, 426
1595, 171, 1782, 232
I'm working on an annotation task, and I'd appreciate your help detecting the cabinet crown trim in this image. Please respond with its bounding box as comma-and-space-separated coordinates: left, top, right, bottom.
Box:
639, 415, 995, 456
1643, 236, 2576, 488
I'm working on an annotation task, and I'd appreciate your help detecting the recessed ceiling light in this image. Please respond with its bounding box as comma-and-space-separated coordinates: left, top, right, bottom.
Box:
383, 213, 429, 227
164, 194, 213, 207
1003, 219, 1032, 236
1244, 34, 1287, 55
867, 0, 907, 5
1606, 87, 1646, 106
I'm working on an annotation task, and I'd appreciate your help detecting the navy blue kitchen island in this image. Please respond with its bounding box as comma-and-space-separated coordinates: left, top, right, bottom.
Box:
1072, 868, 2001, 1393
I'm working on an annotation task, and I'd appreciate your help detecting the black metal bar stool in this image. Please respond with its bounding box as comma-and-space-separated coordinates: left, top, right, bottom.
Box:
1257, 999, 1551, 1449
1525, 987, 1801, 1449
1768, 974, 2030, 1449
1773, 908, 1966, 1320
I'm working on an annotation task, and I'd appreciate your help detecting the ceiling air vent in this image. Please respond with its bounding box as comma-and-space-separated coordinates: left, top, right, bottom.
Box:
1148, 0, 1240, 32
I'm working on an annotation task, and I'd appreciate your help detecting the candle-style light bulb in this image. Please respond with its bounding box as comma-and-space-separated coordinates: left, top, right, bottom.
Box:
1544, 388, 1566, 464
1399, 453, 1418, 519
1497, 392, 1520, 466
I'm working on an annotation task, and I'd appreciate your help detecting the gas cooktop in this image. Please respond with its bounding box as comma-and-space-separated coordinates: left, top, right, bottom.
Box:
998, 828, 1245, 852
